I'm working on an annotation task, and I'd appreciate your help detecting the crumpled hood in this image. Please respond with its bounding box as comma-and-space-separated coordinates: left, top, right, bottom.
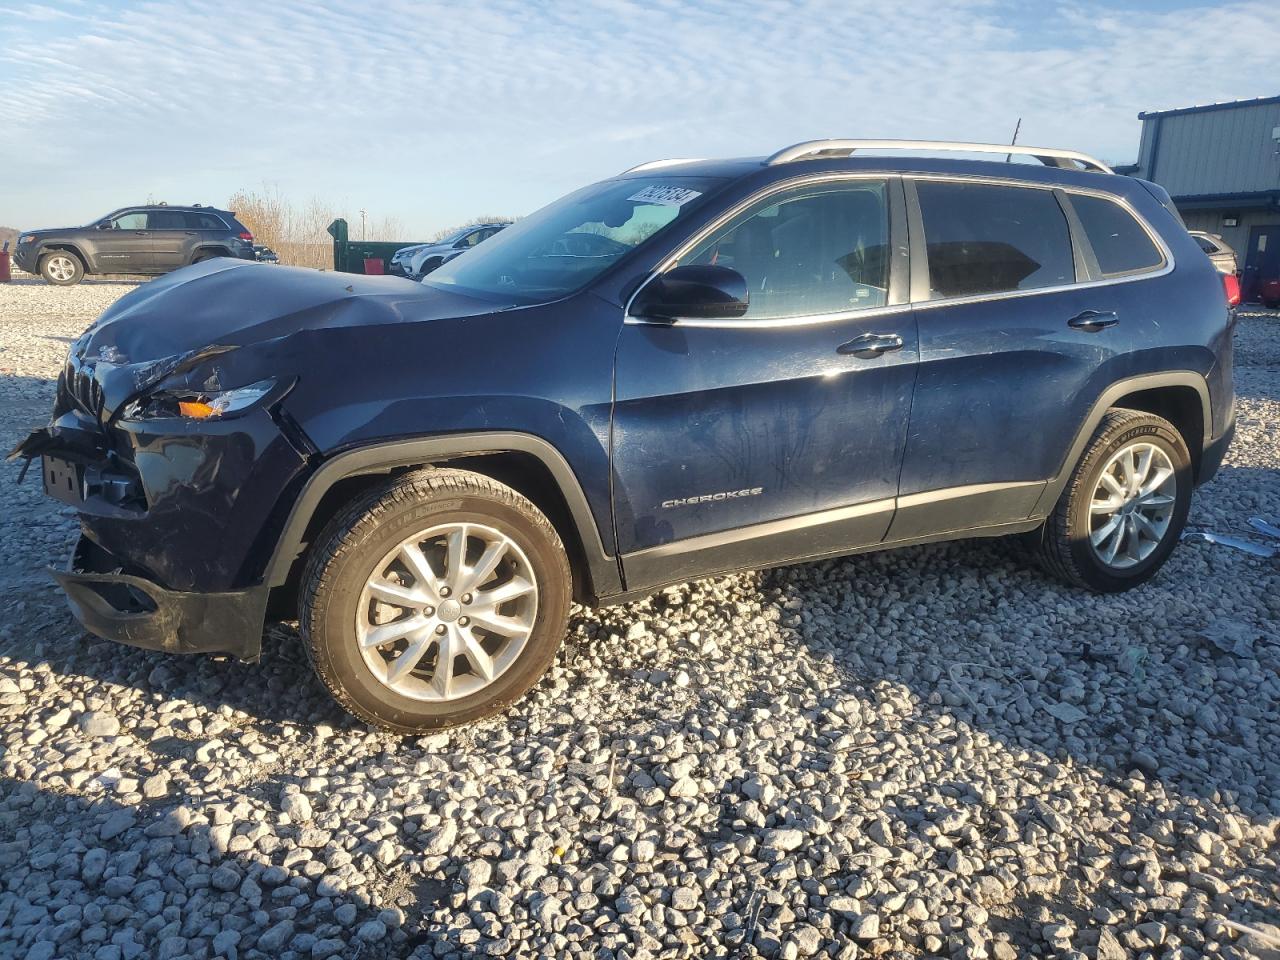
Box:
84, 258, 500, 361
70, 258, 509, 417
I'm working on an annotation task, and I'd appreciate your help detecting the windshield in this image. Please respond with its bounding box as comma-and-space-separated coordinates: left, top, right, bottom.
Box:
425, 176, 726, 304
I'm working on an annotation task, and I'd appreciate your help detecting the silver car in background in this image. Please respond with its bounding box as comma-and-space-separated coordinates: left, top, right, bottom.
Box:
389, 222, 509, 279
1189, 231, 1239, 275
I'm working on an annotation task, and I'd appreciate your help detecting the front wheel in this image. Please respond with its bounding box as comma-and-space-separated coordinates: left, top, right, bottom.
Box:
40, 252, 84, 285
1037, 408, 1192, 592
300, 468, 572, 732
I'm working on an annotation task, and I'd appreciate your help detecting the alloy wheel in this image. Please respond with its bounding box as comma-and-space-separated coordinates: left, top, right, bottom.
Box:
1088, 441, 1177, 569
46, 256, 76, 282
355, 522, 538, 701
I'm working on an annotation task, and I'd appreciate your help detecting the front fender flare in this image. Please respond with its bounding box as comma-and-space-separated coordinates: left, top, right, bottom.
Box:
263, 432, 621, 599
36, 242, 92, 273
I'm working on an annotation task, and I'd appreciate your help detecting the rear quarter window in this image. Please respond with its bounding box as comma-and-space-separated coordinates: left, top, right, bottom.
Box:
187, 212, 226, 230
1070, 194, 1164, 278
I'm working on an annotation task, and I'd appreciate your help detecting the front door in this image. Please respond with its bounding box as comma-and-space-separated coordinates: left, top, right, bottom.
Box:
92, 210, 152, 273
612, 177, 918, 588
1241, 225, 1280, 303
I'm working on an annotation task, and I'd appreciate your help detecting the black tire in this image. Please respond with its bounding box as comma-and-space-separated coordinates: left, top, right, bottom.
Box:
418, 257, 443, 277
1264, 299, 1280, 310
300, 468, 572, 733
191, 251, 223, 265
1036, 408, 1192, 592
39, 251, 84, 285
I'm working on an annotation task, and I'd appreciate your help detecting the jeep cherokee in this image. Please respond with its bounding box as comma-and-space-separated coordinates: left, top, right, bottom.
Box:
13, 205, 256, 285
10, 140, 1236, 732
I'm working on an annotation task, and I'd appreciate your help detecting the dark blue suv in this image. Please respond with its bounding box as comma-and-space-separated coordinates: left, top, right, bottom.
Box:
12, 140, 1236, 731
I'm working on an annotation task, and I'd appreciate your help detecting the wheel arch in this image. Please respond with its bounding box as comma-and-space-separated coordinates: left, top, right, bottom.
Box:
39, 244, 90, 272
1032, 371, 1211, 517
263, 433, 620, 611
192, 246, 231, 262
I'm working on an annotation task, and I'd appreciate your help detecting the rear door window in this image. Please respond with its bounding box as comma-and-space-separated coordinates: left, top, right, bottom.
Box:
147, 211, 186, 230
915, 181, 1075, 299
1069, 194, 1164, 277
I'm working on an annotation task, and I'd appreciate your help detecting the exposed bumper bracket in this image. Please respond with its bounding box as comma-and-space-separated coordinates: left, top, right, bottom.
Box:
52, 536, 267, 660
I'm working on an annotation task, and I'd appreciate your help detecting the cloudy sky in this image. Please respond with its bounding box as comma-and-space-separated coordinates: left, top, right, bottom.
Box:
2, 0, 1277, 237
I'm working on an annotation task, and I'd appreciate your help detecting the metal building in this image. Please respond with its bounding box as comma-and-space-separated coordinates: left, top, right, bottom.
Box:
1130, 95, 1280, 302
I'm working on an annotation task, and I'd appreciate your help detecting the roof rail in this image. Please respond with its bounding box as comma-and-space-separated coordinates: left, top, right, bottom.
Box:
766, 139, 1114, 174
621, 158, 706, 174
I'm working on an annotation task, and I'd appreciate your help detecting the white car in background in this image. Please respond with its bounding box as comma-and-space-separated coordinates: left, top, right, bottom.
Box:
389, 223, 509, 279
1189, 231, 1239, 275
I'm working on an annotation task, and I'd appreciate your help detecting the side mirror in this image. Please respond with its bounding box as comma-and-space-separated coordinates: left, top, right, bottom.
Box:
632, 264, 749, 322
97, 221, 113, 230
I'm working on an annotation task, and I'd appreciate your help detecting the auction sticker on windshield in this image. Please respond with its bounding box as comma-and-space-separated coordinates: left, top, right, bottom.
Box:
627, 185, 702, 206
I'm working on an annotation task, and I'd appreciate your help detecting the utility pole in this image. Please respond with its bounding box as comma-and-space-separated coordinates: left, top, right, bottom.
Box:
359, 209, 367, 241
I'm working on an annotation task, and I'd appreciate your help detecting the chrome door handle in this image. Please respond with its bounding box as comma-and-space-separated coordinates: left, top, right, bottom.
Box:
837, 332, 904, 358
1068, 309, 1119, 331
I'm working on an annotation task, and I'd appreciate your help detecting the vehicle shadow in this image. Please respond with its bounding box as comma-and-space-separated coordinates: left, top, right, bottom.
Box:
0, 768, 433, 958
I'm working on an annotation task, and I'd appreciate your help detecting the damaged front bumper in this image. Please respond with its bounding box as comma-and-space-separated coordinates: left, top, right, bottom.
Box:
10, 389, 311, 661
53, 535, 268, 659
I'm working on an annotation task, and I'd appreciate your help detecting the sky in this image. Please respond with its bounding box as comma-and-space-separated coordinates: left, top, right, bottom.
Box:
1, 0, 1278, 238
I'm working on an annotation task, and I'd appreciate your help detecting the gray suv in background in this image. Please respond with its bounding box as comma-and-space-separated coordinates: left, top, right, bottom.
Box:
13, 205, 256, 285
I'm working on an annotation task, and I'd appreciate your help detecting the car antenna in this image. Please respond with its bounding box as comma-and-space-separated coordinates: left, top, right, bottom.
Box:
1005, 118, 1021, 163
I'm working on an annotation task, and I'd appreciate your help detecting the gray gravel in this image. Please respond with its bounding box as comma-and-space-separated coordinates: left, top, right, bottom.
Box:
1, 279, 1278, 960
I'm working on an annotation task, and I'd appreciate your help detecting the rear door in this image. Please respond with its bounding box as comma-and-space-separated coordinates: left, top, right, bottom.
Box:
612, 176, 918, 587
146, 210, 194, 271
890, 179, 1170, 540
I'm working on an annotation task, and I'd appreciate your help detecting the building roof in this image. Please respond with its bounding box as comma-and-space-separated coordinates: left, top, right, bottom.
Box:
1138, 94, 1280, 121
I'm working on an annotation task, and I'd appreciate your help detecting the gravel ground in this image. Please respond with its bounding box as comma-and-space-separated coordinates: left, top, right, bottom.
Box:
0, 278, 1277, 960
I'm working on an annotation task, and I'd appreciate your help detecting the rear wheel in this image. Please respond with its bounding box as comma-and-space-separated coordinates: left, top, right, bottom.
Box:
1037, 408, 1192, 592
300, 468, 572, 732
40, 252, 83, 285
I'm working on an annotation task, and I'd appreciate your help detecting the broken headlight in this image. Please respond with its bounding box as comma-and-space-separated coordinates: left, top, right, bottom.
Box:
123, 379, 278, 422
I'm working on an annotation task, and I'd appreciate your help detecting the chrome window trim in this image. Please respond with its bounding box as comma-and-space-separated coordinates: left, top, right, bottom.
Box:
626, 302, 914, 330
625, 171, 1175, 330
906, 174, 1174, 312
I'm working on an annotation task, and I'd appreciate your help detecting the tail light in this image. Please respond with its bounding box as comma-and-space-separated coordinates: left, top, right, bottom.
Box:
1223, 273, 1241, 308
238, 231, 254, 242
